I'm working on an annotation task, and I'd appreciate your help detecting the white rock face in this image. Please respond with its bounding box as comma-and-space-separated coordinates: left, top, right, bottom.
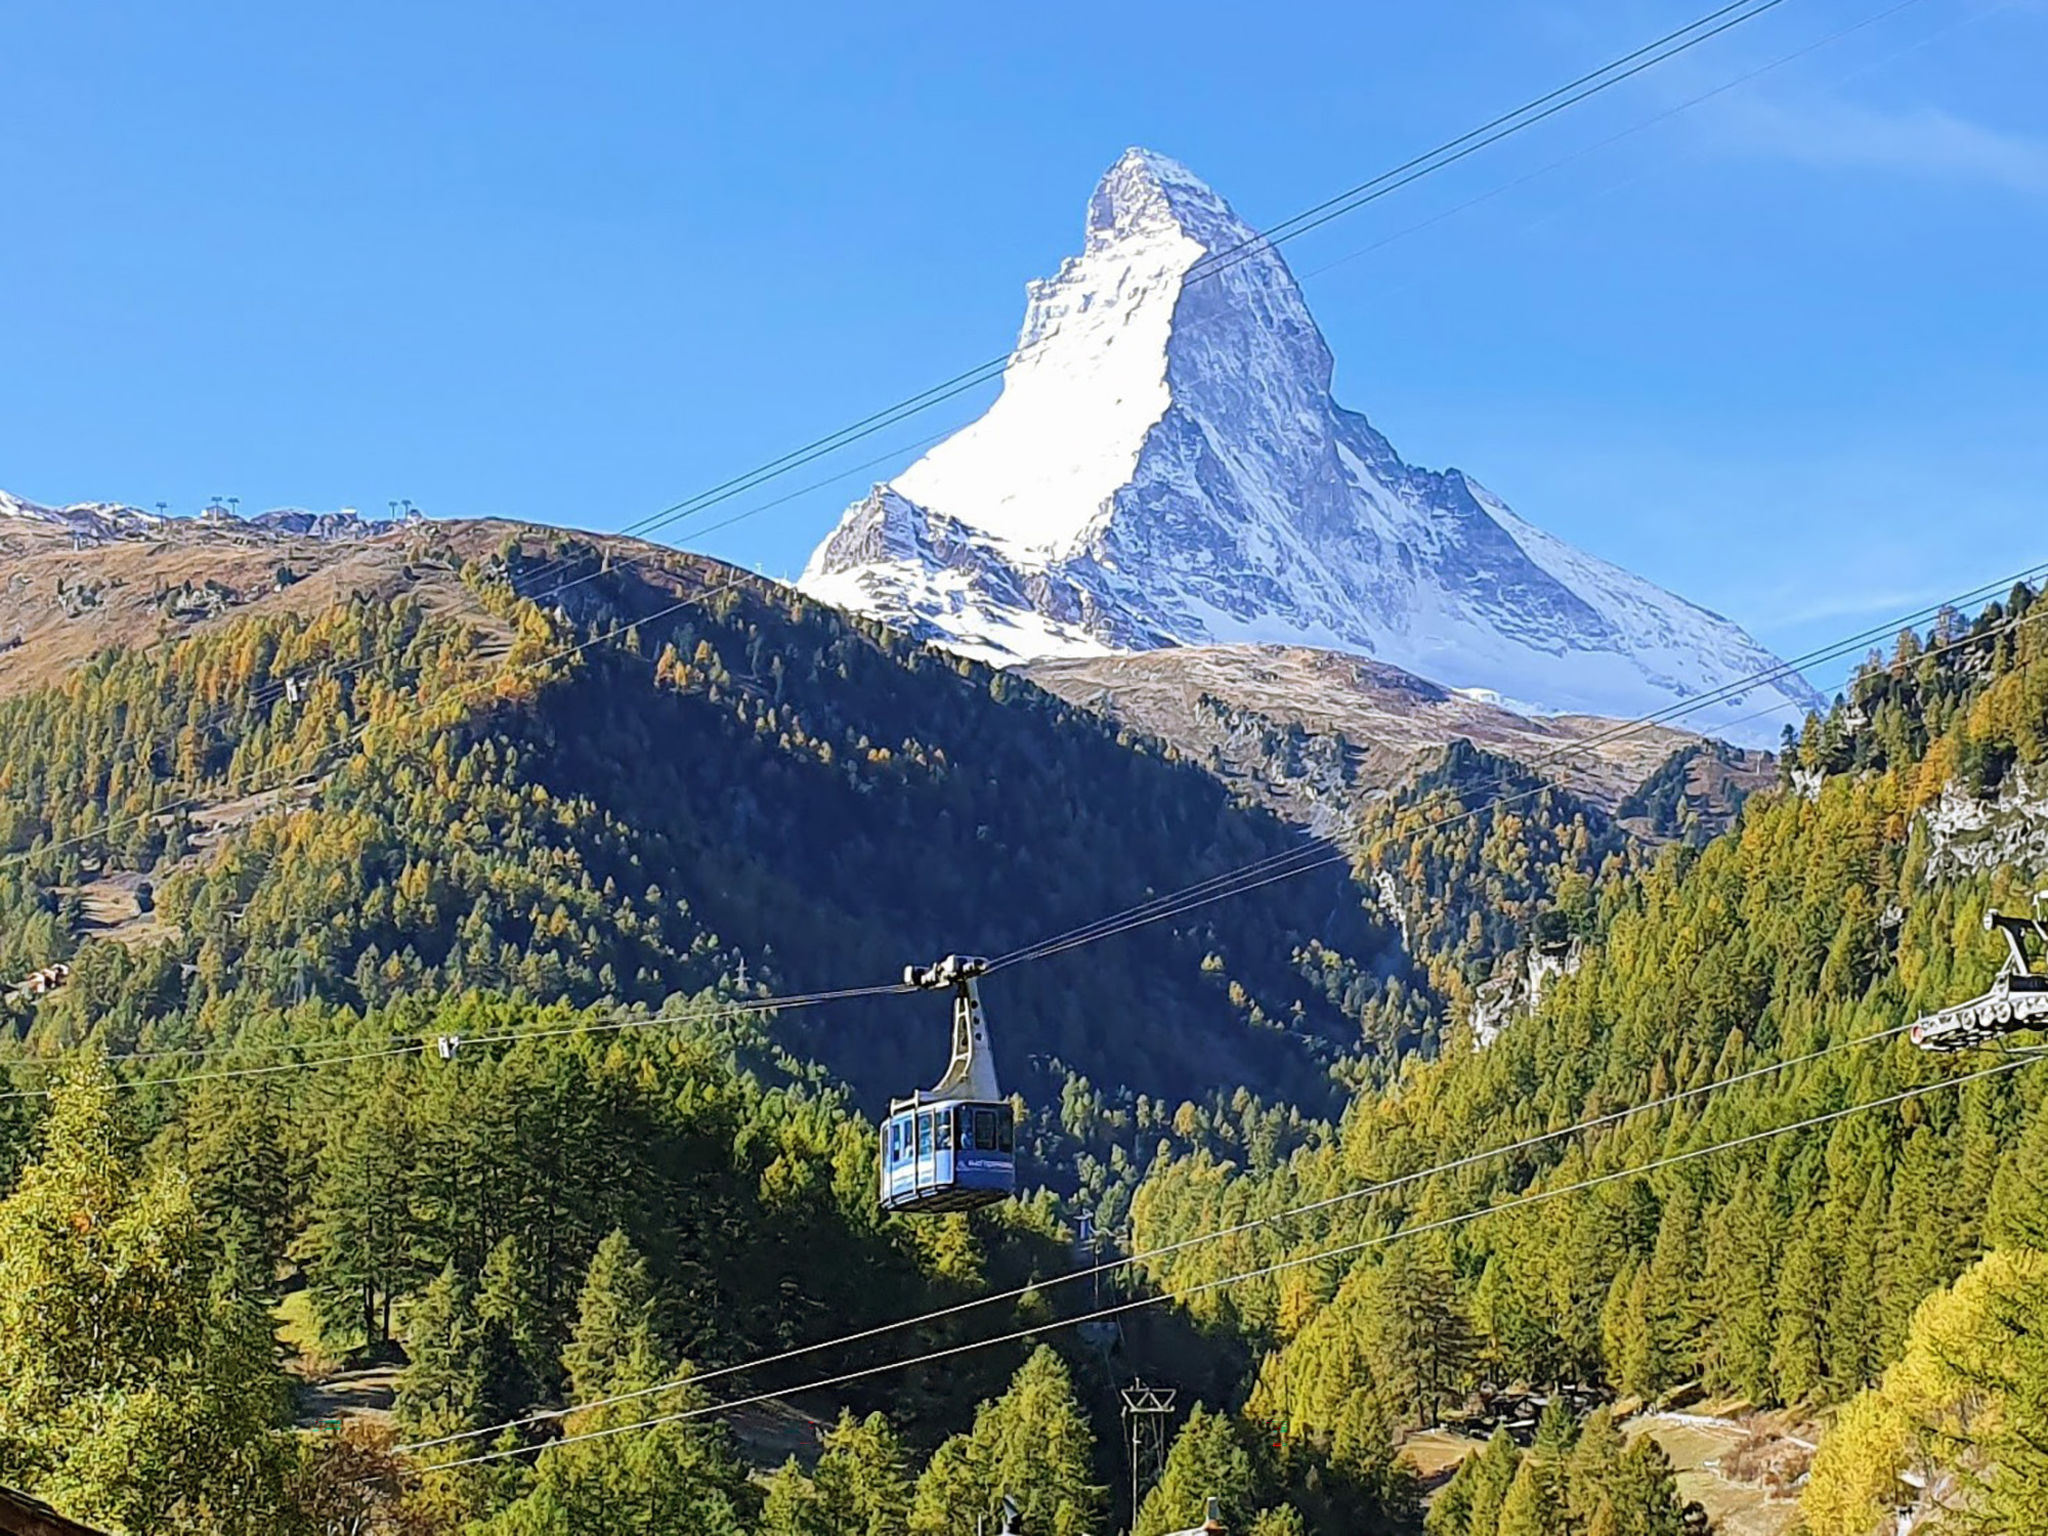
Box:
801, 148, 1821, 747
1922, 770, 2048, 883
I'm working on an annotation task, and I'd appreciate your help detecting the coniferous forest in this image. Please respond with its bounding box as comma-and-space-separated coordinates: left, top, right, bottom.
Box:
3, 526, 2045, 1534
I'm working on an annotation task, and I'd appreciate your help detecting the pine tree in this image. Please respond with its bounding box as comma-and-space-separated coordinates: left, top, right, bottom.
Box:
1247, 1506, 1307, 1536
1565, 1407, 1628, 1528
395, 1263, 490, 1437
909, 1348, 1101, 1536
294, 1076, 419, 1351
1608, 1438, 1688, 1536
1772, 1220, 1829, 1405
1426, 1430, 1519, 1536
1826, 1174, 1888, 1390
1364, 1244, 1477, 1426
759, 1460, 831, 1536
1985, 1100, 2048, 1249
562, 1229, 663, 1404
1700, 1175, 1776, 1403
1643, 1184, 1703, 1388
1134, 1406, 1258, 1536
478, 1234, 552, 1416
812, 1411, 914, 1536
0, 1064, 294, 1533
1495, 1455, 1565, 1536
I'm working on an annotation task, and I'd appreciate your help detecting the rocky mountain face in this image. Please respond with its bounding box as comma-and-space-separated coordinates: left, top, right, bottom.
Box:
1020, 644, 1762, 834
801, 148, 1820, 748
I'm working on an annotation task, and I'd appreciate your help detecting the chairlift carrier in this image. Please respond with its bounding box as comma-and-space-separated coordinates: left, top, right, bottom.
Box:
879, 955, 1016, 1214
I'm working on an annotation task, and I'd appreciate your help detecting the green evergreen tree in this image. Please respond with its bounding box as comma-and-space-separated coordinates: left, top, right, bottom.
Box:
1826, 1174, 1888, 1390
0, 1065, 294, 1534
1985, 1101, 2048, 1249
1496, 1454, 1566, 1536
1772, 1220, 1829, 1404
1642, 1185, 1703, 1389
1426, 1430, 1519, 1536
909, 1348, 1101, 1536
1700, 1175, 1776, 1403
811, 1411, 914, 1536
561, 1229, 662, 1405
758, 1460, 831, 1536
1134, 1406, 1258, 1536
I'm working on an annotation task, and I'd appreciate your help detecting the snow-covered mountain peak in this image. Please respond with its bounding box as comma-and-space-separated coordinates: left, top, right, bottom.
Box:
1, 489, 392, 543
0, 489, 166, 540
1085, 147, 1246, 253
798, 151, 1822, 747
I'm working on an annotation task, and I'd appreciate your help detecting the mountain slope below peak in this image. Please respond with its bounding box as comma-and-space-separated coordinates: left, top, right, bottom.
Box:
1020, 644, 1766, 831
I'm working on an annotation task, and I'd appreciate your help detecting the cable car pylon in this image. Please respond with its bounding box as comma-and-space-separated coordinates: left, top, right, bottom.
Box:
879, 956, 1017, 1214
1911, 899, 2048, 1051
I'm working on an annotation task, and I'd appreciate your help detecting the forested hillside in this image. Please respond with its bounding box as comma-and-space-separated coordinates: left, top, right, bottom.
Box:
0, 525, 1426, 1123
0, 523, 1429, 1533
1129, 584, 2048, 1530
4, 515, 2043, 1536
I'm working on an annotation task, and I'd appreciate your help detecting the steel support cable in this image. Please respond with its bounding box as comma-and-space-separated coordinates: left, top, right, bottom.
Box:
1005, 601, 2048, 972
6, 564, 2041, 1045
14, 423, 950, 819
13, 976, 906, 1071
0, 981, 911, 1102
16, 0, 1789, 734
506, 0, 1800, 579
401, 416, 968, 634
1179, 0, 1794, 294
4, 0, 1914, 806
399, 1014, 1913, 1453
7, 566, 2036, 1078
416, 1051, 2042, 1472
1007, 570, 2047, 965
1179, 0, 1782, 285
529, 0, 1779, 581
0, 562, 773, 874
0, 0, 1845, 807
32, 418, 966, 764
989, 565, 2048, 972
1293, 0, 1950, 287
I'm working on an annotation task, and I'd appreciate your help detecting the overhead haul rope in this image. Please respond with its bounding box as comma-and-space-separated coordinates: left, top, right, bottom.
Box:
0, 0, 1840, 820
989, 566, 2048, 973
1297, 0, 2020, 291
0, 980, 910, 1102
0, 560, 778, 874
509, 0, 1801, 573
5, 570, 2040, 1091
413, 1051, 2044, 1471
400, 1014, 1918, 1452
73, 414, 967, 742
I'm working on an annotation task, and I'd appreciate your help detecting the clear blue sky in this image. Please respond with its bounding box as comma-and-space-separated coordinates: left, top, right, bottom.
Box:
4, 0, 2043, 682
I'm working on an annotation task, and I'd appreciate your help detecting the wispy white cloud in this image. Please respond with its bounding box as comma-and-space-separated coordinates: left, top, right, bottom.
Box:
1707, 93, 2048, 193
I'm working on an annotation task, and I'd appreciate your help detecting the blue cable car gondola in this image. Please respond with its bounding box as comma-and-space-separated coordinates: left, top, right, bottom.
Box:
881, 955, 1016, 1214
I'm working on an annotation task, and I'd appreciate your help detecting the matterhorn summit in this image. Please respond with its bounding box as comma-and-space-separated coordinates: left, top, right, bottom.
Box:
800, 148, 1819, 744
